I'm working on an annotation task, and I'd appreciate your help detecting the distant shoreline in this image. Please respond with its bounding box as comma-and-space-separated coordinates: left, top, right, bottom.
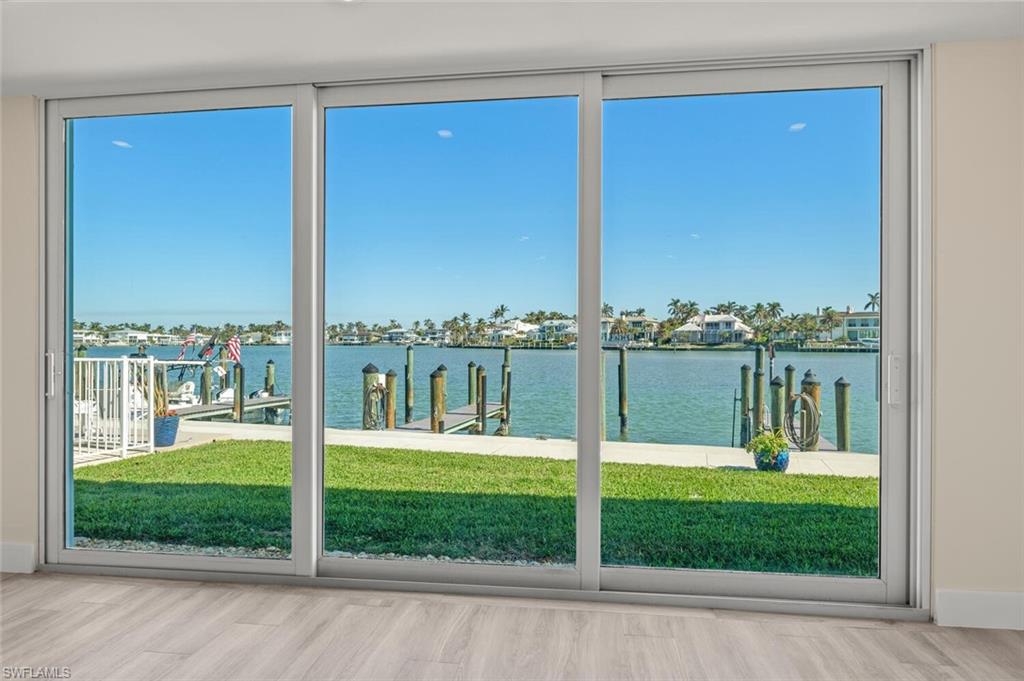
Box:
91, 342, 878, 354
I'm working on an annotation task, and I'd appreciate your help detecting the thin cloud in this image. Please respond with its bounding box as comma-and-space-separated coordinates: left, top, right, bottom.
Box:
519, 235, 530, 242
436, 129, 454, 139
788, 122, 807, 132
690, 233, 701, 239
112, 140, 133, 148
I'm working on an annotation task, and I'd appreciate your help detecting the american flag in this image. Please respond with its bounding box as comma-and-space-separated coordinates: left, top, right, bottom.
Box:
176, 328, 198, 360
226, 334, 242, 363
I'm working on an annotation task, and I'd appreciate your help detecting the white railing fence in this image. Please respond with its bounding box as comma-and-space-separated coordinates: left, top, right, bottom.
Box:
73, 356, 155, 458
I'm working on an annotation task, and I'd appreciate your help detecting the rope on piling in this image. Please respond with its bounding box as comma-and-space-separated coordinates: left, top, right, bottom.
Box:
784, 392, 820, 451
363, 382, 388, 431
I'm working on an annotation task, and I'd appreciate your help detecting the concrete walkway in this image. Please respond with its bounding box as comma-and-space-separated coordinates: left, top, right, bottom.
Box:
137, 421, 879, 478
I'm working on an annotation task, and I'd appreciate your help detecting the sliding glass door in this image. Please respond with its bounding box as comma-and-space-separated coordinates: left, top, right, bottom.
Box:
598, 63, 910, 603
45, 63, 915, 604
317, 77, 582, 586
45, 88, 305, 572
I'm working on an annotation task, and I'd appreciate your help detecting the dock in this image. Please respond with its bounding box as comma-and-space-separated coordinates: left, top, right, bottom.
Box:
396, 402, 504, 434
176, 396, 291, 420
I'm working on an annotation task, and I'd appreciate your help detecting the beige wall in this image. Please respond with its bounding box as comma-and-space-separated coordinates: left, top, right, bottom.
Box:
932, 39, 1024, 596
0, 96, 41, 564
1, 40, 1022, 607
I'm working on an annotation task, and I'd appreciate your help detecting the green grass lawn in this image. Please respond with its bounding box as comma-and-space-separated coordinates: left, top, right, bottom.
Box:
74, 440, 879, 575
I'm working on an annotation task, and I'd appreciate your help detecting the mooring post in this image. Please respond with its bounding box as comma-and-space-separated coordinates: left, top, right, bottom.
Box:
437, 364, 448, 417
476, 365, 487, 435
500, 369, 512, 435
835, 376, 851, 451
429, 369, 443, 433
467, 361, 477, 407
362, 363, 379, 430
404, 345, 414, 424
784, 364, 797, 411
801, 371, 821, 451
754, 344, 765, 375
770, 375, 785, 431
618, 346, 629, 436
201, 362, 212, 405
233, 363, 244, 423
385, 369, 397, 429
500, 352, 511, 435
739, 364, 752, 447
220, 347, 230, 390
265, 359, 276, 395
753, 368, 765, 434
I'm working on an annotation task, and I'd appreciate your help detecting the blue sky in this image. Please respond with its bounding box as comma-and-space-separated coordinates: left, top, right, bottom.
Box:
71, 88, 880, 327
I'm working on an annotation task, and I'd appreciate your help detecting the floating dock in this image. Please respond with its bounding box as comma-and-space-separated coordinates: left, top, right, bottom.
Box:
396, 402, 505, 434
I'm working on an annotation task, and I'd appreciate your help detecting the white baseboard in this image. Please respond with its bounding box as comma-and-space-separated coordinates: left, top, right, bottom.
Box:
934, 589, 1024, 630
0, 542, 37, 573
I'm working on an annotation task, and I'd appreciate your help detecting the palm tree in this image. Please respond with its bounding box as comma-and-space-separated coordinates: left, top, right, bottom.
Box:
602, 302, 614, 317
819, 307, 843, 341
667, 298, 683, 320
611, 317, 629, 339
865, 292, 881, 312
712, 301, 738, 315
424, 318, 435, 330
766, 301, 783, 320
491, 304, 509, 324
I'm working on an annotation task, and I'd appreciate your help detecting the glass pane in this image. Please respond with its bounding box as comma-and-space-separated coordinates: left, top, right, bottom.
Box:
67, 107, 293, 558
601, 88, 881, 576
324, 97, 578, 566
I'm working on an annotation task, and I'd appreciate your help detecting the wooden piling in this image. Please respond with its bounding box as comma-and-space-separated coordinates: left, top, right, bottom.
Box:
770, 375, 785, 431
362, 363, 379, 430
75, 344, 87, 358
600, 352, 607, 441
232, 363, 244, 423
835, 376, 851, 451
437, 364, 448, 417
264, 359, 276, 396
476, 365, 487, 435
754, 344, 766, 375
429, 369, 444, 433
801, 371, 821, 451
467, 361, 477, 407
739, 364, 752, 447
618, 347, 629, 436
753, 368, 765, 434
220, 348, 230, 390
201, 362, 212, 405
385, 369, 397, 429
404, 345, 414, 424
784, 364, 797, 406
501, 369, 512, 435
500, 355, 511, 436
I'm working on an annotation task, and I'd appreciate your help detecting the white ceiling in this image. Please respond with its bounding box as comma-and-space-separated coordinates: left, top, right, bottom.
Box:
2, 1, 1022, 98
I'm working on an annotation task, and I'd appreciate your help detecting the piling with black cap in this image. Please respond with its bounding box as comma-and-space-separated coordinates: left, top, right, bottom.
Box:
801, 370, 821, 451
362, 363, 379, 430
835, 376, 851, 451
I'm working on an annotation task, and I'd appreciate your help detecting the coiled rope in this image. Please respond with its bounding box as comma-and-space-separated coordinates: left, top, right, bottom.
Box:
784, 392, 820, 451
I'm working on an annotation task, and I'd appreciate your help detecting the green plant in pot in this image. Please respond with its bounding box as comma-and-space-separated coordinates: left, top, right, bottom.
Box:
746, 429, 790, 472
153, 376, 180, 448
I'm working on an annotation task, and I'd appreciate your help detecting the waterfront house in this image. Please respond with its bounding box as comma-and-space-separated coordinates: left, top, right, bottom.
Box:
529, 319, 577, 342
421, 328, 451, 346
672, 314, 753, 344
270, 328, 292, 345
489, 319, 538, 345
383, 327, 418, 344
105, 328, 180, 346
608, 314, 661, 345
72, 329, 105, 346
833, 307, 881, 342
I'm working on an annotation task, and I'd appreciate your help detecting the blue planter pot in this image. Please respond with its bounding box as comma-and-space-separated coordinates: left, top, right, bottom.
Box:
154, 416, 180, 448
754, 449, 790, 472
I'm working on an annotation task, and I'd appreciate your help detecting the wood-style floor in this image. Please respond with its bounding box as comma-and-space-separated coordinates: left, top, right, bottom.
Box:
1, 572, 1021, 680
